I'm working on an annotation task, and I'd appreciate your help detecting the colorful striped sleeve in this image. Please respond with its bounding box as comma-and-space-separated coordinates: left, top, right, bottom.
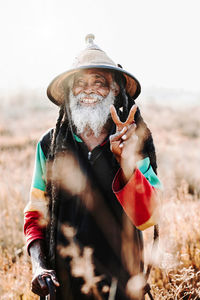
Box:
112, 157, 162, 230
24, 141, 48, 253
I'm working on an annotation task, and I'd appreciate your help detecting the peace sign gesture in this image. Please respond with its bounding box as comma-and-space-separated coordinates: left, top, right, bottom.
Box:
110, 104, 137, 132
110, 104, 140, 183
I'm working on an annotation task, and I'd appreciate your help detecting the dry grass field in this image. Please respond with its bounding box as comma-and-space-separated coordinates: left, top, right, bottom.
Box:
0, 91, 200, 299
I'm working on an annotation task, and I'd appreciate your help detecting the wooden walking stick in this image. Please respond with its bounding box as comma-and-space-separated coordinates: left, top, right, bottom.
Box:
40, 277, 56, 300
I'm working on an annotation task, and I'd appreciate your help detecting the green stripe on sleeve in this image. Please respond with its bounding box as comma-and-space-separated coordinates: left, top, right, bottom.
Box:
136, 157, 162, 189
32, 142, 47, 191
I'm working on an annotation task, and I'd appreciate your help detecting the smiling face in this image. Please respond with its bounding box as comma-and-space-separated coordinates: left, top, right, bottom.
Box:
69, 69, 120, 137
72, 69, 120, 105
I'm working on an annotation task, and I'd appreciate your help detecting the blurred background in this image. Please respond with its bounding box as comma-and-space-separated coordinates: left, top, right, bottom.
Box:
0, 0, 200, 102
0, 0, 200, 299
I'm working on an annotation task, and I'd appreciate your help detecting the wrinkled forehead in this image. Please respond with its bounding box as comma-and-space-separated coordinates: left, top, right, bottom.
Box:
73, 68, 114, 83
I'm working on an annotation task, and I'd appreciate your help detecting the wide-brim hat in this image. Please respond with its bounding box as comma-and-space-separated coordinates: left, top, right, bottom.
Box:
47, 34, 141, 106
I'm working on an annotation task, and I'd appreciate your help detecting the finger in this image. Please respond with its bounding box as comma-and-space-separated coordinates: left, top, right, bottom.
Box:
32, 280, 48, 296
40, 271, 60, 288
50, 274, 60, 287
32, 287, 48, 297
37, 276, 49, 294
121, 124, 137, 141
124, 105, 137, 126
110, 141, 122, 158
32, 287, 43, 296
110, 105, 122, 127
109, 127, 127, 143
120, 135, 139, 161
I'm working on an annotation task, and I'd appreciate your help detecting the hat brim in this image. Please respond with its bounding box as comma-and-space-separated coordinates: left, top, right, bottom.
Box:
47, 65, 141, 106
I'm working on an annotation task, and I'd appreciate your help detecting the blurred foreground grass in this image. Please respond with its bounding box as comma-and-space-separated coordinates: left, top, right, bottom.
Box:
0, 91, 200, 299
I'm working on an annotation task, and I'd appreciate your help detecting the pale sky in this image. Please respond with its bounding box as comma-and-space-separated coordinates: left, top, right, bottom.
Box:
0, 0, 200, 95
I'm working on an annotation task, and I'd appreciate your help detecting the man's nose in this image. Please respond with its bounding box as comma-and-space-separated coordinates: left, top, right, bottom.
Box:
83, 84, 95, 94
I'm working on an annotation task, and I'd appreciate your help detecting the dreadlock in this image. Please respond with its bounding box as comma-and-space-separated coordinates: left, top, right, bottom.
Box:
45, 104, 65, 267
46, 86, 74, 267
114, 71, 157, 174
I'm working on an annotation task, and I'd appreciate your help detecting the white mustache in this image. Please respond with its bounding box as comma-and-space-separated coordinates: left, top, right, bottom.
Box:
76, 93, 104, 102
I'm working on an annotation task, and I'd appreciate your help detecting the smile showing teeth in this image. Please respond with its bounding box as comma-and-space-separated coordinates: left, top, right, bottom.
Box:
80, 98, 98, 104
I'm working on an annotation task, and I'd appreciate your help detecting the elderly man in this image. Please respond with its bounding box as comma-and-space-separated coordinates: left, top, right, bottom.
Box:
24, 34, 161, 300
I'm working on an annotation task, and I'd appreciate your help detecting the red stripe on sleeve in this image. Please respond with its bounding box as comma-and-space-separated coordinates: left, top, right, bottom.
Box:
24, 211, 45, 254
112, 168, 156, 227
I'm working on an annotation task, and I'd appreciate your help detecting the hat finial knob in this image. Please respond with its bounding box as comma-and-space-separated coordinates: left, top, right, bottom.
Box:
85, 34, 95, 46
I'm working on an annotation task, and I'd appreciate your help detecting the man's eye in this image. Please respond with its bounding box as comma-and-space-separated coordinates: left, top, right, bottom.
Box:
75, 80, 85, 86
95, 81, 105, 86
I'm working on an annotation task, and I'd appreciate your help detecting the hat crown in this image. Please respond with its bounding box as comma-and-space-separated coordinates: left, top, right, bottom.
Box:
72, 34, 116, 68
85, 34, 100, 50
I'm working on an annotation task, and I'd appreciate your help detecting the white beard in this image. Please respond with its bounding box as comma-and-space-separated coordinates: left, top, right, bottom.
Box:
69, 90, 115, 137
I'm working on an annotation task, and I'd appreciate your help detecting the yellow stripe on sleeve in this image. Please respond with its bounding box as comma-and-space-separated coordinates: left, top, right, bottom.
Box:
24, 188, 48, 214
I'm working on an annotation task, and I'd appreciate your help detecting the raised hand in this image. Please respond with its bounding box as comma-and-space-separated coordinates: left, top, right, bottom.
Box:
110, 104, 140, 183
